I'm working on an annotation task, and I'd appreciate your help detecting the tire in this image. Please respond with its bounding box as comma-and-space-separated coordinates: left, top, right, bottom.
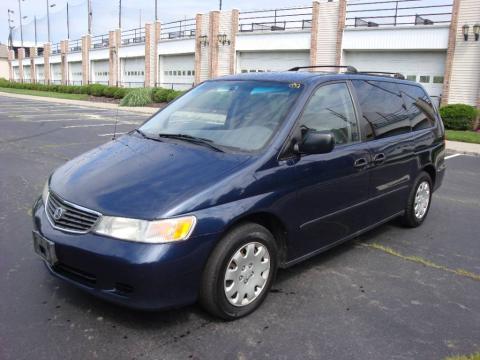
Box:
402, 171, 433, 228
199, 222, 278, 320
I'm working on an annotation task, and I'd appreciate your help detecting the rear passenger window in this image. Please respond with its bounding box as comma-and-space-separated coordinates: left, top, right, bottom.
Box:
352, 80, 410, 139
398, 84, 436, 131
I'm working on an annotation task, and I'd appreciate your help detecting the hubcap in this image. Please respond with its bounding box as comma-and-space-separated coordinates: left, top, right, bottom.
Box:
414, 181, 430, 219
224, 242, 270, 307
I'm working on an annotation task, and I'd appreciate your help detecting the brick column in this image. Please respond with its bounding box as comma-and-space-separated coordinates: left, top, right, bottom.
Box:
60, 40, 69, 85
216, 9, 238, 77
8, 49, 14, 81
145, 22, 161, 87
441, 0, 461, 106
208, 11, 220, 79
18, 48, 25, 82
29, 47, 37, 83
43, 43, 52, 84
108, 29, 121, 86
81, 35, 91, 85
195, 13, 210, 84
310, 0, 344, 67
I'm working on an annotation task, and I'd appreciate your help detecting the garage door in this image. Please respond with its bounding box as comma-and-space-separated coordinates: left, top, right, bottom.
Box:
36, 64, 44, 82
51, 63, 61, 83
91, 60, 109, 85
24, 65, 31, 81
160, 54, 195, 90
343, 51, 446, 105
69, 62, 82, 85
237, 51, 310, 73
121, 57, 145, 88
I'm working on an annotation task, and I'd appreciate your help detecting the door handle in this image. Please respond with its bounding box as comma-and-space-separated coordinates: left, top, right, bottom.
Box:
354, 158, 368, 169
373, 153, 386, 164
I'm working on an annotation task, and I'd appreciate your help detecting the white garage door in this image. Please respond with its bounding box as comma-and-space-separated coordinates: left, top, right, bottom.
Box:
91, 60, 109, 85
121, 57, 145, 88
237, 51, 310, 73
36, 64, 44, 82
24, 65, 31, 81
343, 51, 446, 105
51, 63, 61, 83
69, 61, 82, 85
160, 54, 195, 90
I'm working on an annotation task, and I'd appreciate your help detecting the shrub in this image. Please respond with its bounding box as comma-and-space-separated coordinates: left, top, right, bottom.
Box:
88, 84, 108, 97
113, 87, 129, 99
152, 88, 171, 103
120, 88, 153, 107
440, 104, 478, 130
102, 86, 118, 98
166, 90, 184, 102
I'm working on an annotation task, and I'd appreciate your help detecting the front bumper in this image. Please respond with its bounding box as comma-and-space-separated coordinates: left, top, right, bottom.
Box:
32, 198, 218, 310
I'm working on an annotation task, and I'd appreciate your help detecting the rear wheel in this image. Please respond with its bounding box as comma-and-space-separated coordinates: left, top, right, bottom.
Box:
402, 171, 432, 227
199, 223, 278, 320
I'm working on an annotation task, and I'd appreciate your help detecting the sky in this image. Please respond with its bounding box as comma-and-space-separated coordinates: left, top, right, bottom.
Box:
0, 0, 312, 44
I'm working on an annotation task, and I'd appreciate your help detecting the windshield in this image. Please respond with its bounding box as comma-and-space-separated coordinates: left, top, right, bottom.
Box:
139, 80, 303, 152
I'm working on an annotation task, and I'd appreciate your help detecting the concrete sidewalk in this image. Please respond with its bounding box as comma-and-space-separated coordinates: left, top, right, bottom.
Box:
0, 91, 158, 115
446, 140, 480, 155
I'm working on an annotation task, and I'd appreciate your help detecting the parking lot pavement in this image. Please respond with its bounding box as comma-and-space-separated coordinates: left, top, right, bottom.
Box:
1, 94, 479, 360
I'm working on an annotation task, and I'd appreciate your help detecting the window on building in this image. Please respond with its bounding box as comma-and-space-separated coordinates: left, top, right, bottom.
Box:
164, 71, 168, 75
419, 76, 430, 83
187, 70, 192, 76
298, 82, 359, 145
433, 76, 444, 84
352, 80, 410, 139
241, 70, 248, 73
406, 75, 416, 81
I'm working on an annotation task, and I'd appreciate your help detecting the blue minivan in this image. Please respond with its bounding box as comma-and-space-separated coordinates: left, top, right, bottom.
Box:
32, 66, 445, 319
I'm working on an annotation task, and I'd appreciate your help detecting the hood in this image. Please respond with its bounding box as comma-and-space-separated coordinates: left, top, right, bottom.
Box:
50, 134, 251, 219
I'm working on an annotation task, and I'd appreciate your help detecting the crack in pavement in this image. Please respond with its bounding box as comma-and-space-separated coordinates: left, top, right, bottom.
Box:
358, 242, 480, 282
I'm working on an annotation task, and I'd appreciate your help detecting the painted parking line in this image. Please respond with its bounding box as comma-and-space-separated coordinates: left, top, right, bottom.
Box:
445, 153, 464, 160
63, 124, 117, 128
98, 132, 127, 137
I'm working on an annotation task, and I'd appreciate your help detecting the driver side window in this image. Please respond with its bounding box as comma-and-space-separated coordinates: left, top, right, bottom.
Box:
299, 82, 359, 145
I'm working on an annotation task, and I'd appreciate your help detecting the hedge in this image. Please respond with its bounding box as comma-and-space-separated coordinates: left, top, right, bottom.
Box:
439, 104, 478, 130
0, 79, 186, 104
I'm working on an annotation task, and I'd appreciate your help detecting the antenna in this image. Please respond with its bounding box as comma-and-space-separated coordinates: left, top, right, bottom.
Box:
112, 104, 119, 140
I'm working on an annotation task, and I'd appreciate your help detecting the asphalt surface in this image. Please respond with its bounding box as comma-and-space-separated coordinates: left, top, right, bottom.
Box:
0, 94, 479, 360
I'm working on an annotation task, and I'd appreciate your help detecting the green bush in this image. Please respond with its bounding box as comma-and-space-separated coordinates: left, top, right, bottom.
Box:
120, 88, 153, 107
88, 84, 107, 97
440, 104, 478, 130
166, 90, 184, 102
152, 88, 171, 103
113, 87, 129, 99
102, 86, 118, 98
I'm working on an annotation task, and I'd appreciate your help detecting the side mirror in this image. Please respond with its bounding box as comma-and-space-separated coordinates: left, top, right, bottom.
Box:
299, 130, 335, 155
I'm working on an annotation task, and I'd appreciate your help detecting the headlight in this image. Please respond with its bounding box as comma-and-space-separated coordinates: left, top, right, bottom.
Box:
41, 180, 49, 204
94, 215, 197, 243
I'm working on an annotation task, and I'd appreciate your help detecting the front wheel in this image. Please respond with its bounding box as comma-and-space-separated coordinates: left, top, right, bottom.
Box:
199, 223, 278, 320
402, 171, 432, 227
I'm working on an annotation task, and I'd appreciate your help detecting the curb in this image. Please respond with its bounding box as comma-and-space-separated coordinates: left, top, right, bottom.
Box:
445, 140, 480, 156
0, 91, 158, 115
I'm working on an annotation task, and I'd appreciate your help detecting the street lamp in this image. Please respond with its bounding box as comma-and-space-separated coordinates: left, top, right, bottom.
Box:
47, 0, 56, 43
7, 9, 15, 49
474, 24, 480, 42
462, 24, 469, 41
18, 0, 26, 48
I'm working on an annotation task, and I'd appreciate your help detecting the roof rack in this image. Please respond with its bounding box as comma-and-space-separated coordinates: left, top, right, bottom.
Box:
288, 65, 358, 73
357, 71, 406, 80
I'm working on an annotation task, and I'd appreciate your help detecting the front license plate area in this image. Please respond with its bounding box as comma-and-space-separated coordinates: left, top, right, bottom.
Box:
33, 232, 58, 266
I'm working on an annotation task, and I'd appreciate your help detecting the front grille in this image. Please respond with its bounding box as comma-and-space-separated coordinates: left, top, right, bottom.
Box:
46, 192, 100, 233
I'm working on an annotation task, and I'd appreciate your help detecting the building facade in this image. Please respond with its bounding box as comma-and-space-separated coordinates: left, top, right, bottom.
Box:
8, 0, 480, 109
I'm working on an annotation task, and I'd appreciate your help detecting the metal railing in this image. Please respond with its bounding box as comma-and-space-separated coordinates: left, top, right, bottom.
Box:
239, 6, 312, 33
160, 18, 196, 40
119, 81, 145, 88
156, 82, 194, 90
346, 0, 453, 28
51, 42, 61, 55
69, 38, 82, 53
91, 34, 109, 49
121, 27, 146, 45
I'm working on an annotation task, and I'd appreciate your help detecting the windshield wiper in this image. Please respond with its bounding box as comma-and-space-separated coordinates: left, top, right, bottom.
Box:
133, 129, 164, 142
158, 133, 224, 152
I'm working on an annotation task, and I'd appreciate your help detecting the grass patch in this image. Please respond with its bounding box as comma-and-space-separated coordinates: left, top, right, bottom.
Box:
0, 87, 89, 100
360, 242, 480, 282
120, 88, 153, 107
446, 130, 480, 144
445, 353, 480, 360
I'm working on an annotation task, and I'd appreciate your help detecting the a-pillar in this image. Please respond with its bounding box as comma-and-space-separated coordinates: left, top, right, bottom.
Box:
145, 21, 161, 87
310, 0, 347, 67
29, 47, 37, 83
81, 35, 91, 85
108, 29, 121, 87
60, 40, 69, 85
18, 48, 25, 82
43, 43, 52, 84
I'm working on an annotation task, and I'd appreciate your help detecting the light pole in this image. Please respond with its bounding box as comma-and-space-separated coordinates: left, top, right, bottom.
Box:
119, 0, 122, 29
46, 0, 56, 43
219, 0, 222, 10
88, 0, 92, 35
18, 0, 26, 47
66, 1, 70, 39
155, 0, 158, 22
7, 9, 15, 49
